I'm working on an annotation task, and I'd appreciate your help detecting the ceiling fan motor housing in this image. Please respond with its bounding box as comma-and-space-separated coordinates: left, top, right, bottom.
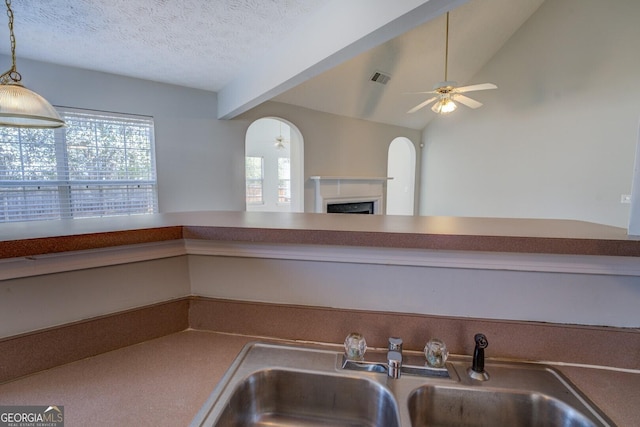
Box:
433, 81, 458, 92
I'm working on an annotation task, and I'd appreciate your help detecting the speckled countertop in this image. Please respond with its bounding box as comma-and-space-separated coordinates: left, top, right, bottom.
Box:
1, 211, 638, 258
0, 331, 637, 426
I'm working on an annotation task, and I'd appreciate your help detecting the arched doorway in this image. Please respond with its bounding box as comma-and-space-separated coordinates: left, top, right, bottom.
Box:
386, 137, 416, 215
245, 117, 304, 212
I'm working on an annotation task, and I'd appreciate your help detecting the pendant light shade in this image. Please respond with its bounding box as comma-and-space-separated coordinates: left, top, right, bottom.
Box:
0, 82, 64, 128
0, 0, 64, 128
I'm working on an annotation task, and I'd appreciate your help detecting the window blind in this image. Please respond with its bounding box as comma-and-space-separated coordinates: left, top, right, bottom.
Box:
0, 108, 158, 222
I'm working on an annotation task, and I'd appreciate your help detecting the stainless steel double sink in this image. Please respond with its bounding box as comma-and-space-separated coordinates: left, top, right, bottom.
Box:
191, 342, 615, 426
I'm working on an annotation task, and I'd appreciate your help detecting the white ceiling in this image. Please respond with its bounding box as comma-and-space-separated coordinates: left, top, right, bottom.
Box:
2, 0, 544, 130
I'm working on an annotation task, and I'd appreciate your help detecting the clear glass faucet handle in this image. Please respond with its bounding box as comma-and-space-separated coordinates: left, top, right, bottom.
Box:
425, 338, 449, 368
344, 332, 367, 360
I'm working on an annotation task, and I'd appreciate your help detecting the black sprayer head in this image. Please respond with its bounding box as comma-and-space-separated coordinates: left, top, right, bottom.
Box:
472, 333, 488, 373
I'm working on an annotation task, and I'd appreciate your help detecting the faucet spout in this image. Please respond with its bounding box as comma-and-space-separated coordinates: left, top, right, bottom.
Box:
387, 350, 402, 379
387, 337, 403, 379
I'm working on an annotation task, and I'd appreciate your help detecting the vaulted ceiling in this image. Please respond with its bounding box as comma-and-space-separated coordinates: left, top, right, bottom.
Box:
274, 0, 544, 130
4, 0, 543, 130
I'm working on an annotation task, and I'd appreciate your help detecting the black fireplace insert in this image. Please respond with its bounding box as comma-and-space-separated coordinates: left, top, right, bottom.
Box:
326, 201, 375, 214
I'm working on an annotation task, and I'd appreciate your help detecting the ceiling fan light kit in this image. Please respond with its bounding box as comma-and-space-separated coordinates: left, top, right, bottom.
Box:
274, 135, 286, 149
407, 11, 497, 116
432, 95, 457, 114
274, 121, 288, 150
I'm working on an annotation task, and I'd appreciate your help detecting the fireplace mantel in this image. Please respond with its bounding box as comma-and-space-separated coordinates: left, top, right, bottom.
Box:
309, 176, 392, 182
310, 176, 392, 214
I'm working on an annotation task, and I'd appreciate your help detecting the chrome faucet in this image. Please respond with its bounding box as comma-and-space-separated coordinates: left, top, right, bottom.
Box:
341, 334, 451, 379
387, 337, 403, 379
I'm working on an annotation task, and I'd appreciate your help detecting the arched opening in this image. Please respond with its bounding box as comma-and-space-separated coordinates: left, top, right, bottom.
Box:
386, 137, 416, 215
245, 117, 304, 212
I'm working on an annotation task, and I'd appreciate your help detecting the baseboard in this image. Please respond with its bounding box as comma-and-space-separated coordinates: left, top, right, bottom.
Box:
0, 298, 189, 384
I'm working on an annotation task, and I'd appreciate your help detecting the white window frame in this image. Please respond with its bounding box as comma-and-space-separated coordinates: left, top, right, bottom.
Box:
0, 107, 158, 222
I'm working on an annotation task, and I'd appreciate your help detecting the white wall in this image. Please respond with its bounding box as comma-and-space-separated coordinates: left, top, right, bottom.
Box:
3, 242, 637, 339
420, 0, 640, 228
188, 253, 640, 328
0, 257, 190, 338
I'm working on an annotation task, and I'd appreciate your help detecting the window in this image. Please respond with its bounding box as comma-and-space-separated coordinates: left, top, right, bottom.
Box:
277, 157, 291, 204
0, 108, 157, 222
245, 156, 264, 205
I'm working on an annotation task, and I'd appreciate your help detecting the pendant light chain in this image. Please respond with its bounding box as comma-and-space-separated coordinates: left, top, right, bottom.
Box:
0, 0, 65, 128
1, 0, 22, 84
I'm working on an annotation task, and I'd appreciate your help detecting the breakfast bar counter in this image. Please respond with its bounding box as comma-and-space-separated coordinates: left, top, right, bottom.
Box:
1, 210, 638, 259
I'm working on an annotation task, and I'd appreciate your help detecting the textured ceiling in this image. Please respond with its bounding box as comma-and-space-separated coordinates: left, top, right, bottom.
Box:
0, 0, 544, 130
6, 0, 325, 91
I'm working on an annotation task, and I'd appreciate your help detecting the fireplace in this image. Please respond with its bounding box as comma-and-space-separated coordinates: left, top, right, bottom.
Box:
310, 176, 391, 214
327, 201, 375, 214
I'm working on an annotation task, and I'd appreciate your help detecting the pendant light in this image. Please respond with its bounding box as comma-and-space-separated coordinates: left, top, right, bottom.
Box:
0, 0, 64, 128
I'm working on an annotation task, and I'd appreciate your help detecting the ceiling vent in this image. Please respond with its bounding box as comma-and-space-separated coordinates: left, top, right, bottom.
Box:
370, 71, 391, 85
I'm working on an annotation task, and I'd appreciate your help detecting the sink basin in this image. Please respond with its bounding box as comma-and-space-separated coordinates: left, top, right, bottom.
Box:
405, 360, 614, 427
215, 369, 400, 426
408, 385, 600, 427
191, 342, 615, 427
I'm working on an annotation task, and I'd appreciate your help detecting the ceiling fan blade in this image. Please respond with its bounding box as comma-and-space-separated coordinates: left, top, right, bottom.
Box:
403, 90, 438, 95
407, 96, 438, 114
455, 83, 497, 93
454, 94, 483, 109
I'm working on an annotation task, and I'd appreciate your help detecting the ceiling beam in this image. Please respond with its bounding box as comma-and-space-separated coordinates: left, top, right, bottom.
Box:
217, 0, 467, 120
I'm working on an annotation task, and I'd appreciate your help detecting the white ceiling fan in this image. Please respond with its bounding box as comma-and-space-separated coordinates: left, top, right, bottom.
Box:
274, 121, 289, 150
407, 11, 497, 115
